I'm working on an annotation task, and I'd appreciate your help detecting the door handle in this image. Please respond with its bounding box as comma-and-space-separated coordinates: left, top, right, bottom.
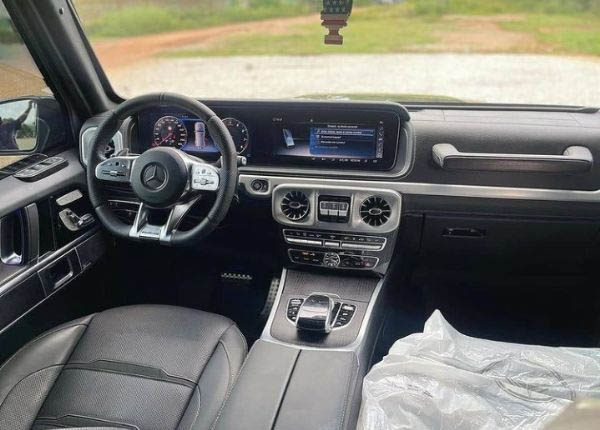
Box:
0, 203, 39, 265
432, 144, 593, 174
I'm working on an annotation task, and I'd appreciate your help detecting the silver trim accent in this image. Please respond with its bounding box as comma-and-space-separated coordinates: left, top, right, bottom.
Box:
433, 143, 593, 173
80, 127, 124, 166
260, 268, 385, 352
241, 174, 600, 203
283, 229, 387, 251
272, 184, 402, 234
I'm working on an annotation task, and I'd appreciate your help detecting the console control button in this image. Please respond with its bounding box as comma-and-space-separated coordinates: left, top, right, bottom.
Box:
333, 303, 356, 328
341, 242, 382, 251
318, 196, 351, 223
14, 156, 68, 182
287, 298, 304, 322
283, 229, 385, 251
289, 249, 378, 270
323, 240, 340, 248
289, 249, 323, 265
250, 179, 269, 193
323, 252, 341, 268
191, 164, 220, 191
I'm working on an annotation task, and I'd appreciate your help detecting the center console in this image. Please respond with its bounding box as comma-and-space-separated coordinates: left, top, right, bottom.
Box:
214, 268, 388, 430
216, 183, 399, 428
212, 178, 402, 428
138, 101, 407, 430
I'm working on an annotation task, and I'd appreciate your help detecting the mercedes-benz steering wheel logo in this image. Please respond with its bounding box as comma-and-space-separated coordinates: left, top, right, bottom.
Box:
142, 163, 167, 190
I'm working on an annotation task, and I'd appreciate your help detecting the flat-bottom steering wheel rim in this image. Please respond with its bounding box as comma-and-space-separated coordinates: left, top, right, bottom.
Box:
86, 92, 238, 246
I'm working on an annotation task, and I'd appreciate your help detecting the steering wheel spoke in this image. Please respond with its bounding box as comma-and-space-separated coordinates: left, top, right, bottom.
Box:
129, 197, 202, 245
95, 155, 137, 184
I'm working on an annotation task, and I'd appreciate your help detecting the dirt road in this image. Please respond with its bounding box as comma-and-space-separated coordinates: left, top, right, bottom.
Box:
93, 14, 320, 70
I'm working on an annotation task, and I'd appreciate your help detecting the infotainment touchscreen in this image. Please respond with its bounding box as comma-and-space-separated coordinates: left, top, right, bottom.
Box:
274, 122, 383, 161
271, 118, 394, 169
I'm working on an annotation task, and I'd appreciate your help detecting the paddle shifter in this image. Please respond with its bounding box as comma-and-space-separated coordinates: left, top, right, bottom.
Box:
296, 294, 336, 333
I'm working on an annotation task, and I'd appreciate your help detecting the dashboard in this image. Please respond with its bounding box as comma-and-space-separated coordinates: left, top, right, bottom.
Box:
80, 100, 600, 274
132, 102, 408, 173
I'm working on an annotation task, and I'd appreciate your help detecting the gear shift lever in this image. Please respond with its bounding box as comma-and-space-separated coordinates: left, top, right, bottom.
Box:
296, 294, 335, 333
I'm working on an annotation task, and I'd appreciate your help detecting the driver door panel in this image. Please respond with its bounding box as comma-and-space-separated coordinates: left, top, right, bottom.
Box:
0, 151, 107, 337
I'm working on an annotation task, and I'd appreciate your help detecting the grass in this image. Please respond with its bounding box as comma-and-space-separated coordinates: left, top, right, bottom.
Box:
411, 0, 600, 16
0, 18, 20, 44
502, 14, 600, 56
75, 0, 600, 58
79, 1, 319, 39
167, 5, 442, 57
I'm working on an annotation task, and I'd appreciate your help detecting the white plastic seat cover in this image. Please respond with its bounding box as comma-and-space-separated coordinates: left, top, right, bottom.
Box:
358, 310, 600, 430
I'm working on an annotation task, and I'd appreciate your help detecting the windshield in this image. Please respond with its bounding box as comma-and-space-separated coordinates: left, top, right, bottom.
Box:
74, 0, 600, 107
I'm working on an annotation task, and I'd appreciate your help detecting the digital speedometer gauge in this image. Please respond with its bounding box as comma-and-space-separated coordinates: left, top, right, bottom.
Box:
223, 117, 250, 154
152, 116, 188, 148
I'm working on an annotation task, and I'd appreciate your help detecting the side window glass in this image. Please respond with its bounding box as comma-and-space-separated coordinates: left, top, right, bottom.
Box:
0, 3, 58, 170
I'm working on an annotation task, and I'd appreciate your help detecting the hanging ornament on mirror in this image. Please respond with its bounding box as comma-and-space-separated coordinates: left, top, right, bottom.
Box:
321, 0, 353, 45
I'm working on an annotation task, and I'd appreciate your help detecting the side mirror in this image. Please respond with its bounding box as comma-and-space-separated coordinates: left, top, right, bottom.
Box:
0, 96, 65, 156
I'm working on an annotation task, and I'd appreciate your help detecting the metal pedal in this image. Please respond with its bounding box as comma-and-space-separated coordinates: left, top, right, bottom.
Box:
260, 276, 281, 318
220, 272, 253, 283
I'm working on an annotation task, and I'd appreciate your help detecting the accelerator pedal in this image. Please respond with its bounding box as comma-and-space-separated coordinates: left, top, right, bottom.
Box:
260, 276, 281, 318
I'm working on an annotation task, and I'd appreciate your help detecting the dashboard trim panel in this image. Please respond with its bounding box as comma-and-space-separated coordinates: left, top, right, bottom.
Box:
241, 174, 600, 203
272, 184, 402, 234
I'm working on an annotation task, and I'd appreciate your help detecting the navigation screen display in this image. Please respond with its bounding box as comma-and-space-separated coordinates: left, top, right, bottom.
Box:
273, 122, 384, 166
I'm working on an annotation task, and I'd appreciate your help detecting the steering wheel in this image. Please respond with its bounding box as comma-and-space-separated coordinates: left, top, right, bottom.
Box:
87, 93, 238, 246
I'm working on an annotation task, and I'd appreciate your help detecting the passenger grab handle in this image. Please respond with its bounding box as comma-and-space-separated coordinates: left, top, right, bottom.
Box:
432, 143, 593, 174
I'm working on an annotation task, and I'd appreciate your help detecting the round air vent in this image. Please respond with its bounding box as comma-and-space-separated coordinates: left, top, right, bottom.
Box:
360, 196, 391, 227
281, 191, 310, 221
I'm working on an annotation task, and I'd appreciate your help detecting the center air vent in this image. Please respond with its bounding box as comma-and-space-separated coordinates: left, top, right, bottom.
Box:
360, 196, 391, 227
281, 191, 310, 221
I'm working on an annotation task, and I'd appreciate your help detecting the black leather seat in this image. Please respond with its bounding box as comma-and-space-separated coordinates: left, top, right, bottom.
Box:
0, 305, 247, 430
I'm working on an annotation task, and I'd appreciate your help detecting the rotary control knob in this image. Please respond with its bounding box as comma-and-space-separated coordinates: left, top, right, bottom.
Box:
323, 252, 341, 268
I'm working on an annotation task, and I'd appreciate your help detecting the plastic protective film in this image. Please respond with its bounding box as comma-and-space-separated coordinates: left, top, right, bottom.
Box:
358, 310, 600, 430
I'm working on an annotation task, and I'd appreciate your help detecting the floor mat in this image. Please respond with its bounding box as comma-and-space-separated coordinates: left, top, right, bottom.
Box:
417, 269, 600, 347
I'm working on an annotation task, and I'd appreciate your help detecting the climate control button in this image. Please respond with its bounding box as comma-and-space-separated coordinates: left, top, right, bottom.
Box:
323, 252, 341, 268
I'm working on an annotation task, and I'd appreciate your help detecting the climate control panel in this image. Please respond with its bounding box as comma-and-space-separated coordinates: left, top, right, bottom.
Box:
289, 249, 379, 270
